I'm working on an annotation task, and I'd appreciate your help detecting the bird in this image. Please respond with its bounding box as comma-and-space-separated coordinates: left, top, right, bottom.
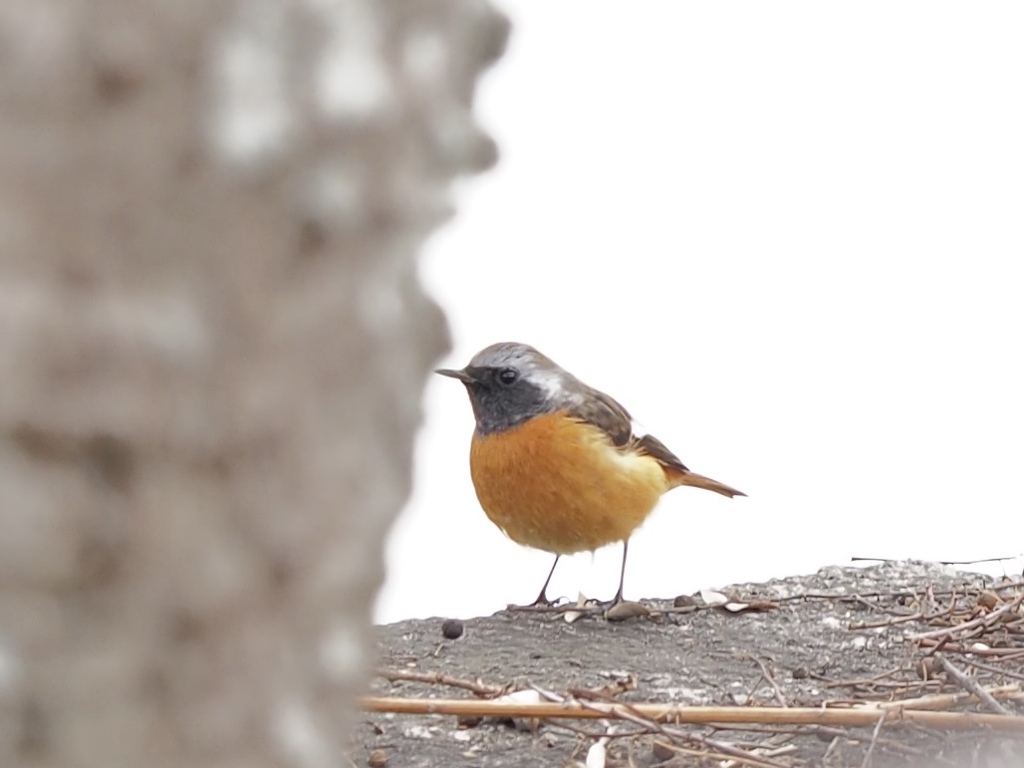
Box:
436, 342, 745, 607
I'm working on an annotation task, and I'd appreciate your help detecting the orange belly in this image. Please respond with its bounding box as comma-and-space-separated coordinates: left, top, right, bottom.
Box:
469, 411, 669, 554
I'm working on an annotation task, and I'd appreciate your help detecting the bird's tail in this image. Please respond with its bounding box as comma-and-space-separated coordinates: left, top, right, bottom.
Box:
666, 469, 746, 498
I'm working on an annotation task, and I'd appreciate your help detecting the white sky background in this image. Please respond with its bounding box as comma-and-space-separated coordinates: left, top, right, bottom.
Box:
376, 2, 1024, 623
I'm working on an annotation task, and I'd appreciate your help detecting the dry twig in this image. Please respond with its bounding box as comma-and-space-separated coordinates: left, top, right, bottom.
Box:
652, 739, 792, 768
527, 683, 796, 768
859, 712, 887, 768
374, 668, 509, 698
360, 694, 1024, 730
909, 595, 1024, 641
739, 653, 789, 708
934, 654, 1013, 716
960, 657, 1024, 683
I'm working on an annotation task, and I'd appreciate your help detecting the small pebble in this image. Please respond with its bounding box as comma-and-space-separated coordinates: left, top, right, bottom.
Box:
367, 748, 389, 767
791, 666, 809, 680
673, 594, 697, 608
441, 618, 464, 639
651, 740, 676, 761
978, 590, 1000, 610
605, 601, 650, 622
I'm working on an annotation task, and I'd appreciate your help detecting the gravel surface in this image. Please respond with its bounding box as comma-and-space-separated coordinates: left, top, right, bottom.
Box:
356, 561, 1024, 767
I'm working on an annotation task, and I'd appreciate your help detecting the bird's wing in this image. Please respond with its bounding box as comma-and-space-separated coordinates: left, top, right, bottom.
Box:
566, 387, 690, 473
632, 432, 690, 473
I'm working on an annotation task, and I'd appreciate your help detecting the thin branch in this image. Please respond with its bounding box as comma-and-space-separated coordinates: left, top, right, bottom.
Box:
917, 639, 1024, 658
908, 595, 1024, 640
938, 555, 1024, 566
825, 666, 908, 689
526, 682, 796, 768
373, 668, 509, 698
873, 684, 1021, 711
859, 712, 887, 768
652, 739, 791, 768
934, 654, 1013, 716
850, 555, 1023, 566
849, 602, 962, 630
738, 653, 789, 708
359, 695, 1024, 730
960, 657, 1024, 683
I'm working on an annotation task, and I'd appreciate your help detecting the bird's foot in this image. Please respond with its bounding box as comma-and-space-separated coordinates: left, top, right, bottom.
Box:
506, 591, 561, 611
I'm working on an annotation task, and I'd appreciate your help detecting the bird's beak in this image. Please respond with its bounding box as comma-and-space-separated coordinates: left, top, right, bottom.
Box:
435, 367, 477, 384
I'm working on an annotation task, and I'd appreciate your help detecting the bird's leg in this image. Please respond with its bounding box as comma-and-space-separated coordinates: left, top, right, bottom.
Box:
530, 554, 561, 606
508, 555, 561, 609
610, 540, 629, 606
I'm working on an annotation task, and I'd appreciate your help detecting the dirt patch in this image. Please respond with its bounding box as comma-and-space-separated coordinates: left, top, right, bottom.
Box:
357, 561, 1024, 767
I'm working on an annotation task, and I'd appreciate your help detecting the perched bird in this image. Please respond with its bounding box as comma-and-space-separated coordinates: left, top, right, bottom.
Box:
437, 342, 744, 607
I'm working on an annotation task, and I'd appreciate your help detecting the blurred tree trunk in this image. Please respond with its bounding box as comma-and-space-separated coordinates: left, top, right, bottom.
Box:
0, 1, 506, 766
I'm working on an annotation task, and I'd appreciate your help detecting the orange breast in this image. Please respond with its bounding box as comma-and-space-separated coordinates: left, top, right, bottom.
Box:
468, 411, 669, 554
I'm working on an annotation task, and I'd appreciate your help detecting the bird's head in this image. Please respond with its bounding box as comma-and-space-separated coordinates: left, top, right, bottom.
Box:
436, 342, 583, 435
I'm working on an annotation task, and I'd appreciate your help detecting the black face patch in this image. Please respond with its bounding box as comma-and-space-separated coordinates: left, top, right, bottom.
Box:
462, 367, 554, 435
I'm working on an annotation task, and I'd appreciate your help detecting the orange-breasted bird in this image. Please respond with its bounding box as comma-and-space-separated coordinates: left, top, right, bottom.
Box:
437, 342, 745, 607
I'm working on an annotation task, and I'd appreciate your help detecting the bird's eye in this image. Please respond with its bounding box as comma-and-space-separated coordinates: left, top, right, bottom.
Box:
497, 367, 518, 386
